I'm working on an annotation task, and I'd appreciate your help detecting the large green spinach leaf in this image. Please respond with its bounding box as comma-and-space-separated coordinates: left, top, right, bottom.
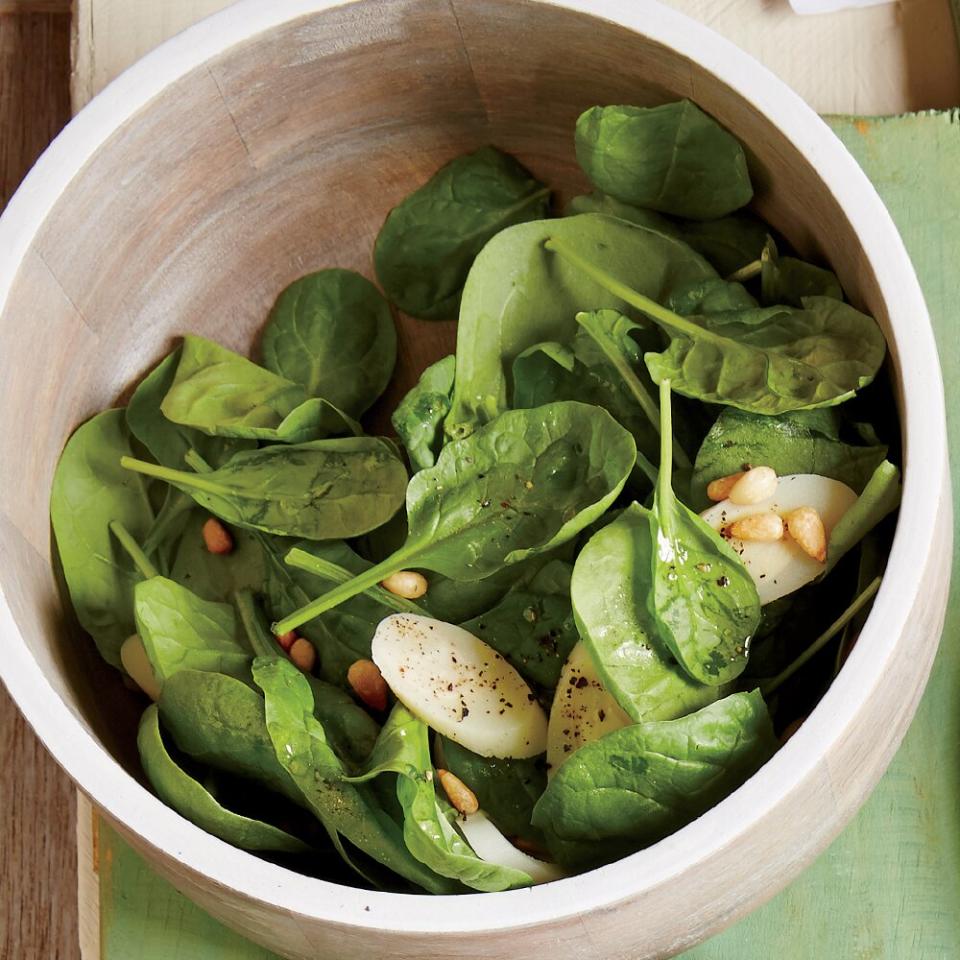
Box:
390, 355, 455, 472
121, 436, 407, 539
273, 401, 636, 633
531, 690, 776, 869
138, 705, 308, 853
161, 336, 360, 443
251, 658, 456, 893
348, 703, 532, 891
646, 382, 760, 685
50, 410, 155, 667
545, 236, 886, 414
444, 213, 718, 440
690, 407, 888, 509
460, 560, 578, 692
374, 146, 550, 321
571, 503, 723, 720
261, 269, 396, 417
574, 101, 753, 220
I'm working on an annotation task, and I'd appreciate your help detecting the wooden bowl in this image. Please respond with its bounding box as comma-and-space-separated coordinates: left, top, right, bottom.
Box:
0, 1, 950, 957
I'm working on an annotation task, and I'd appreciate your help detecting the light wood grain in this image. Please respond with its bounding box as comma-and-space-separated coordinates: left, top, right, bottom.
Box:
71, 0, 960, 114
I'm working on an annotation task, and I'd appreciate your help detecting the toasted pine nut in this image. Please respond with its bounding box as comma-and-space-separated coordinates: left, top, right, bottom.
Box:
347, 658, 389, 712
706, 471, 744, 502
380, 570, 428, 599
436, 768, 479, 816
785, 506, 827, 563
120, 634, 161, 701
728, 466, 778, 506
726, 512, 784, 542
289, 637, 317, 673
202, 517, 234, 555
275, 630, 297, 652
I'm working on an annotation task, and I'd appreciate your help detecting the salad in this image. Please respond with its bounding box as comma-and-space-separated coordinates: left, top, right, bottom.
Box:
50, 99, 900, 893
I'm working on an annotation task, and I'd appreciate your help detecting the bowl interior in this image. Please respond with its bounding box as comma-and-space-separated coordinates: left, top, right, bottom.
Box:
0, 0, 902, 918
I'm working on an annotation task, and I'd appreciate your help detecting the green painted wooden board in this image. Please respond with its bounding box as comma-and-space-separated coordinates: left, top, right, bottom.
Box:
96, 111, 960, 960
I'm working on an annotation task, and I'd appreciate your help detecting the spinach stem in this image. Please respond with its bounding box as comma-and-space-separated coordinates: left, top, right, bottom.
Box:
120, 456, 227, 497
633, 451, 659, 487
234, 588, 282, 659
185, 448, 213, 473
547, 237, 692, 470
273, 551, 415, 634
761, 576, 882, 697
726, 259, 761, 283
285, 549, 421, 615
141, 492, 192, 557
658, 379, 673, 512
109, 520, 158, 580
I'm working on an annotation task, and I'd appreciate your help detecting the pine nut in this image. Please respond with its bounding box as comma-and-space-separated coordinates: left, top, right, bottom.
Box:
785, 506, 827, 563
120, 634, 161, 701
202, 517, 234, 555
436, 768, 479, 816
728, 466, 778, 506
289, 637, 317, 674
726, 512, 784, 542
347, 658, 389, 712
706, 471, 744, 502
380, 570, 428, 599
275, 630, 297, 652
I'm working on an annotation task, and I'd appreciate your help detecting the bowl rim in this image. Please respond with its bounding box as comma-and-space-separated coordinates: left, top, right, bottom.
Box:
0, 0, 948, 938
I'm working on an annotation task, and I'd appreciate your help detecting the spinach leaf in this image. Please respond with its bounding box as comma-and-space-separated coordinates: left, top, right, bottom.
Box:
690, 407, 888, 509
121, 436, 407, 539
571, 503, 723, 720
565, 192, 678, 235
439, 736, 546, 842
646, 382, 760, 686
531, 689, 776, 869
161, 336, 361, 444
135, 576, 250, 683
664, 277, 757, 315
760, 237, 843, 307
261, 269, 396, 417
390, 355, 455, 472
574, 101, 753, 220
460, 560, 578, 692
273, 401, 636, 633
444, 213, 718, 440
50, 410, 155, 667
137, 705, 308, 853
158, 669, 302, 804
675, 214, 769, 277
825, 460, 900, 573
251, 658, 457, 893
374, 146, 550, 321
545, 235, 886, 414
348, 703, 532, 891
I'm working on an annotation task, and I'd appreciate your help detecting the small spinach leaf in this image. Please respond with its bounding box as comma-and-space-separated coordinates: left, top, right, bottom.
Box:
571, 503, 723, 720
445, 213, 718, 440
574, 101, 753, 220
531, 690, 776, 869
439, 736, 546, 843
374, 146, 550, 321
460, 560, 578, 692
137, 704, 308, 853
646, 382, 760, 686
690, 407, 888, 509
261, 269, 396, 416
50, 410, 155, 667
161, 336, 361, 444
251, 658, 457, 893
348, 703, 532, 891
760, 236, 843, 307
545, 235, 886, 414
390, 355, 455, 472
274, 402, 636, 633
121, 437, 407, 540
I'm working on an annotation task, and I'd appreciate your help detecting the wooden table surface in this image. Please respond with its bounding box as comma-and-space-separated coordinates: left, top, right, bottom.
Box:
1, 1, 958, 957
